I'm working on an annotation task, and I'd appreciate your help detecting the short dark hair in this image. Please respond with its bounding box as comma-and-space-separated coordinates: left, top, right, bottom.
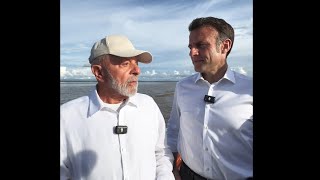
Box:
189, 17, 234, 56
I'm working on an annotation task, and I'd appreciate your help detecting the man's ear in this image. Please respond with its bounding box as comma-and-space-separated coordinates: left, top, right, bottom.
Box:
91, 65, 103, 80
221, 39, 232, 54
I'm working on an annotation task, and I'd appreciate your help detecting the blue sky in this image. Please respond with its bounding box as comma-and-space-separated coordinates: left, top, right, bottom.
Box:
61, 0, 252, 81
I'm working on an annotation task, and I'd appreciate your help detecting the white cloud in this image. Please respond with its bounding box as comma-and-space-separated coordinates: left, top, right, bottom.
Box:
61, 0, 253, 79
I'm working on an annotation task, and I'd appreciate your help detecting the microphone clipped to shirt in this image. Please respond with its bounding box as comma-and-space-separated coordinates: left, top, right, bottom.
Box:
114, 125, 128, 134
204, 95, 215, 103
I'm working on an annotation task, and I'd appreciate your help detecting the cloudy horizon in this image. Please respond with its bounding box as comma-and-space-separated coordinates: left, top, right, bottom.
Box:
61, 0, 253, 81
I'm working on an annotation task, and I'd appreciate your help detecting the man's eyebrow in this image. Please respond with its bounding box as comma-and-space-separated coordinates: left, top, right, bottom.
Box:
188, 41, 209, 47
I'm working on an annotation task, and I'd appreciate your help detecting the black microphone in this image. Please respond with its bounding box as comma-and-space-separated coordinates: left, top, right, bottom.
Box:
114, 126, 128, 134
204, 95, 215, 103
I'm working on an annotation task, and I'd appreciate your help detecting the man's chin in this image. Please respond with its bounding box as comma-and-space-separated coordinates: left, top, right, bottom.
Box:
121, 87, 137, 97
124, 91, 137, 97
194, 67, 203, 73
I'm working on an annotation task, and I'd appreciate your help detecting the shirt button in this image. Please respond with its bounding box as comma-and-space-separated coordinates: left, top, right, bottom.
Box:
204, 125, 208, 130
206, 168, 210, 171
205, 147, 208, 151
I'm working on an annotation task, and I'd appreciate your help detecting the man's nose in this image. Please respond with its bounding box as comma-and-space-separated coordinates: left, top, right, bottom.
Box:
131, 63, 140, 75
189, 47, 199, 57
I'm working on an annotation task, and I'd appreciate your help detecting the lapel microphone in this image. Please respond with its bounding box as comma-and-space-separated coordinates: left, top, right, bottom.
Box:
204, 95, 215, 103
114, 126, 128, 134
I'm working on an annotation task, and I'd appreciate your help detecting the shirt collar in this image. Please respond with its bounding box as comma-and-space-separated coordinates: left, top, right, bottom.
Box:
87, 87, 138, 118
87, 88, 102, 118
224, 66, 236, 84
193, 66, 236, 84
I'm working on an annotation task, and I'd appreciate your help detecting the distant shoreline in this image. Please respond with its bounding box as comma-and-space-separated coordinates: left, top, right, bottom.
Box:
60, 80, 178, 82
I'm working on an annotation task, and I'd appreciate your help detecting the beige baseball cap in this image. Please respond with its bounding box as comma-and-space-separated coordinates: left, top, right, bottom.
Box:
88, 35, 152, 64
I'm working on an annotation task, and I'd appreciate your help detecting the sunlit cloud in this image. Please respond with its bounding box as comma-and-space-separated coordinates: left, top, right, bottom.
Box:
61, 0, 253, 80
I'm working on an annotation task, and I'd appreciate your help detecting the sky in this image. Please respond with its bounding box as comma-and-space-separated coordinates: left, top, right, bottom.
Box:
61, 0, 253, 81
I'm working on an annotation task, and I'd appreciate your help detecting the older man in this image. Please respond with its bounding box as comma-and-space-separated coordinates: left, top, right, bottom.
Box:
60, 35, 175, 180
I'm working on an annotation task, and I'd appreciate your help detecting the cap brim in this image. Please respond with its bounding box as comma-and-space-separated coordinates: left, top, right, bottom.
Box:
110, 50, 152, 64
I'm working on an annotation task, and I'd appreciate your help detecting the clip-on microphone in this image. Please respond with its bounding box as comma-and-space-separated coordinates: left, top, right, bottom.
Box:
114, 126, 128, 134
204, 95, 215, 103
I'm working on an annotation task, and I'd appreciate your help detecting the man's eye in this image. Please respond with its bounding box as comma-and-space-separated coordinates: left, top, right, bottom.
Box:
199, 44, 207, 48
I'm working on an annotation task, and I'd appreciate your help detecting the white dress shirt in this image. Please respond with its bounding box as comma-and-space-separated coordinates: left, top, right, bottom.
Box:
60, 87, 175, 180
167, 67, 253, 180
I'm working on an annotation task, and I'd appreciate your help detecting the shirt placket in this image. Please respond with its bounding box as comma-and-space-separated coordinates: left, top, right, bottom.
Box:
118, 108, 128, 180
203, 85, 213, 176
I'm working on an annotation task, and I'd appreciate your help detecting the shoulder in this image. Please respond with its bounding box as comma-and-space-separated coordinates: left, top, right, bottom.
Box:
133, 93, 155, 102
231, 71, 253, 95
60, 96, 91, 128
233, 71, 252, 84
130, 93, 159, 110
233, 71, 252, 80
176, 73, 198, 87
60, 96, 89, 114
